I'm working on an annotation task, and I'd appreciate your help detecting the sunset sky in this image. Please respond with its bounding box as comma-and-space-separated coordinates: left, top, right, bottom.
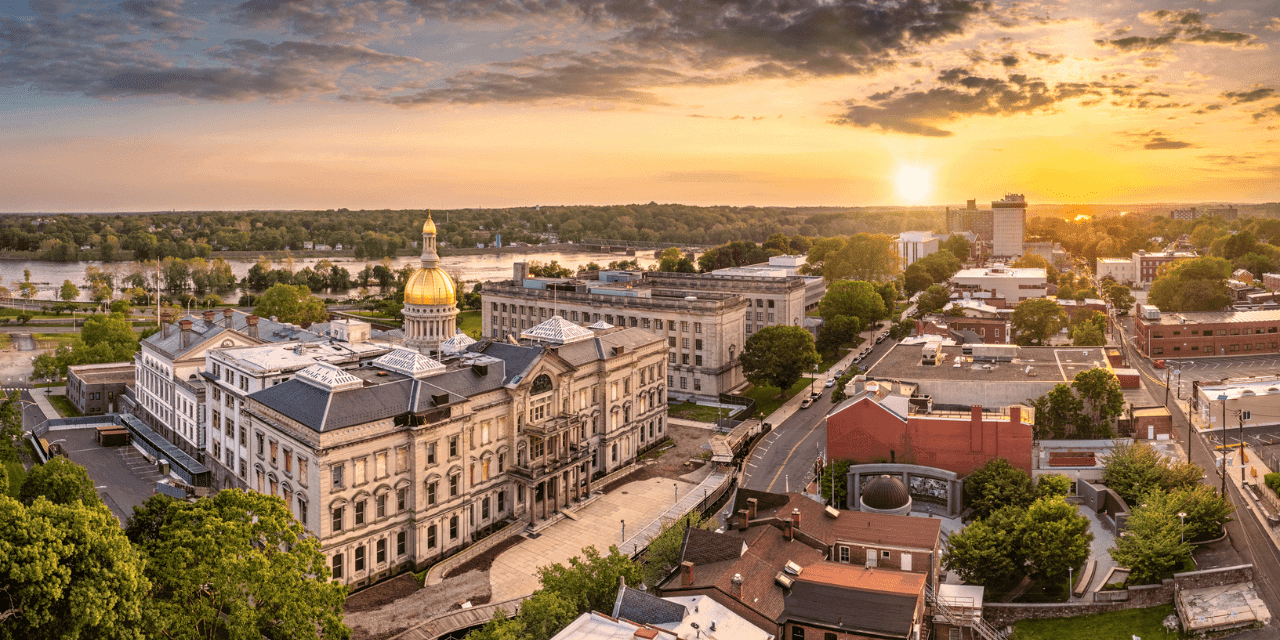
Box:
2, 0, 1278, 211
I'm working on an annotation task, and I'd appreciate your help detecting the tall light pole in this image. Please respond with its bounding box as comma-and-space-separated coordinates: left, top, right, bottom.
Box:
1240, 410, 1247, 487
1178, 511, 1187, 544
1219, 393, 1229, 498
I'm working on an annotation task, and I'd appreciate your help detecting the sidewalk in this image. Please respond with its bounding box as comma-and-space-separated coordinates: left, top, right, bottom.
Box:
27, 388, 63, 423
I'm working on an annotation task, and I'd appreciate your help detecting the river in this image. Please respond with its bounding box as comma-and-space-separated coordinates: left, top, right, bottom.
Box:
0, 250, 656, 303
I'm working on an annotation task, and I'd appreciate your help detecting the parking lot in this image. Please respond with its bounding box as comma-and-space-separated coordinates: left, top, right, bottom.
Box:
52, 427, 166, 524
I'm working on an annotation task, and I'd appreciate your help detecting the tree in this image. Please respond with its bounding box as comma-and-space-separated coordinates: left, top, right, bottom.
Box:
537, 545, 642, 619
0, 496, 150, 639
58, 280, 78, 303
821, 233, 899, 282
1070, 322, 1105, 346
1101, 440, 1203, 505
815, 315, 863, 354
943, 508, 1023, 587
656, 248, 695, 273
964, 458, 1035, 520
739, 326, 821, 398
1028, 383, 1084, 439
135, 489, 349, 639
1148, 256, 1232, 312
819, 280, 887, 325
19, 457, 100, 507
1072, 368, 1124, 436
0, 393, 23, 465
916, 284, 951, 315
1017, 496, 1092, 586
819, 459, 854, 506
253, 283, 329, 325
639, 512, 716, 586
1166, 484, 1234, 543
940, 234, 972, 261
1010, 298, 1066, 346
1104, 282, 1135, 314
1110, 490, 1193, 585
1036, 474, 1073, 499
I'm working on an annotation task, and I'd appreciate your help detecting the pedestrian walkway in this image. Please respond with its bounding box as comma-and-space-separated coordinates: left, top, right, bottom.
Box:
27, 388, 64, 423
618, 467, 730, 557
1076, 503, 1118, 598
486, 474, 702, 602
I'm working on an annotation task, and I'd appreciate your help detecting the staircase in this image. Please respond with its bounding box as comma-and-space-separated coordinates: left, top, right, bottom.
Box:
925, 584, 1009, 640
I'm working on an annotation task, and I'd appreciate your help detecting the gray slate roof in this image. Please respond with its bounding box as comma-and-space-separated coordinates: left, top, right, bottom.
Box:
142, 310, 321, 359
784, 580, 918, 637
612, 584, 687, 625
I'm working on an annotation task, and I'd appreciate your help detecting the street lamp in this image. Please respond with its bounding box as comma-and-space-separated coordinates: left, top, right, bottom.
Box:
1240, 408, 1247, 487
1178, 511, 1187, 544
1219, 393, 1229, 498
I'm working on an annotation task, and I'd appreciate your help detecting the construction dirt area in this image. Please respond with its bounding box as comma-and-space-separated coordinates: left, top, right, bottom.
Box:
341, 421, 718, 639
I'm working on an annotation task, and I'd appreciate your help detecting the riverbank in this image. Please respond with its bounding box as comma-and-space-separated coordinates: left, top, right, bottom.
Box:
0, 242, 649, 264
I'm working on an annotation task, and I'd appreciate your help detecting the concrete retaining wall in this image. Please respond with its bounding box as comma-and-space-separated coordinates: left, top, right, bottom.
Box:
425, 518, 528, 586
983, 564, 1254, 627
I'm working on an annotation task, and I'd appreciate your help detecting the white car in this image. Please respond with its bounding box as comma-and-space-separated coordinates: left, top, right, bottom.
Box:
824, 378, 835, 388
800, 398, 813, 409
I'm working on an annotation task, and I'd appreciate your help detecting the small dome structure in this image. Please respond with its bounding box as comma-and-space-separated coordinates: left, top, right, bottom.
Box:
860, 475, 912, 516
422, 214, 437, 234
404, 267, 456, 306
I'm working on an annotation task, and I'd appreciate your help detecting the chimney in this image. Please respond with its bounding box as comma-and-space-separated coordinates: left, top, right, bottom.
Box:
1010, 405, 1021, 425
971, 405, 984, 452
246, 315, 259, 339
737, 509, 749, 531
223, 308, 234, 328
730, 573, 743, 600
747, 497, 758, 519
203, 310, 215, 323
161, 311, 172, 339
681, 561, 695, 587
791, 507, 802, 530
785, 516, 794, 541
179, 319, 193, 349
514, 262, 528, 285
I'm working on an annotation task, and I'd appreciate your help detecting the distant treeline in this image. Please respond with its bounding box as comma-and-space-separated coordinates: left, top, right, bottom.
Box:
0, 205, 948, 262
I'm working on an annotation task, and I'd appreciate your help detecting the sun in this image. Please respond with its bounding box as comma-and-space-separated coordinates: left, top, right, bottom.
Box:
894, 165, 933, 203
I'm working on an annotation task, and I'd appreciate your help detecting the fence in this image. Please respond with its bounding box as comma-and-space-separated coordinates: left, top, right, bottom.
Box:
621, 467, 736, 558
33, 415, 116, 437
718, 393, 755, 420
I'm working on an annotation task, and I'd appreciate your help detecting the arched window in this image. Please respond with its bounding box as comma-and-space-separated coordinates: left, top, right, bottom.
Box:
531, 374, 553, 396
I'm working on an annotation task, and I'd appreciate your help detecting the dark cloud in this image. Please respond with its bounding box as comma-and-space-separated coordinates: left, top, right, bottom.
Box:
1000, 54, 1019, 67
1254, 104, 1280, 120
831, 69, 1144, 137
1223, 88, 1275, 104
1144, 136, 1193, 150
1096, 9, 1259, 52
118, 0, 204, 33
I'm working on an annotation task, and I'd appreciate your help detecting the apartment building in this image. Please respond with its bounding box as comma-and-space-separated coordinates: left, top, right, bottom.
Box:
482, 265, 754, 401
1133, 307, 1280, 358
991, 194, 1027, 258
241, 317, 668, 588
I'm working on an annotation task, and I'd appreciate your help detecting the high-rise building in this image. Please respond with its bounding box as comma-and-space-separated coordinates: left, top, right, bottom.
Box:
991, 194, 1026, 258
945, 199, 993, 243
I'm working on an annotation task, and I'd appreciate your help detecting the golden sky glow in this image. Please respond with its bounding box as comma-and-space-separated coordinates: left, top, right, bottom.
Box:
1, 0, 1278, 210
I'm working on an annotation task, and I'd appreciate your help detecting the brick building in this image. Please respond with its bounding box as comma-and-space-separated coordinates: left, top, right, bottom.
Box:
1133, 307, 1280, 358
826, 394, 1034, 475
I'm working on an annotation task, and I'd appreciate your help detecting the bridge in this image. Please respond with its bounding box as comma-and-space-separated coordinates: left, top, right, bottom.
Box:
389, 597, 524, 640
580, 238, 709, 252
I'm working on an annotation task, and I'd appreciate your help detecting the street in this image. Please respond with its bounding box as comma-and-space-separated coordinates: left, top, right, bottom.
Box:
1117, 316, 1280, 630
740, 326, 899, 495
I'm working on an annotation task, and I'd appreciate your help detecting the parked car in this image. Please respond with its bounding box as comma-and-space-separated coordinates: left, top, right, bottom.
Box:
833, 368, 845, 378
800, 398, 813, 409
852, 355, 862, 364
876, 334, 885, 343
825, 378, 836, 388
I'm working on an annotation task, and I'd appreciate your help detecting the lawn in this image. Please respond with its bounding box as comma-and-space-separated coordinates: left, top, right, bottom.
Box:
1011, 604, 1180, 640
3, 458, 24, 499
458, 309, 481, 339
33, 333, 77, 349
742, 377, 813, 419
668, 402, 737, 423
0, 334, 11, 350
46, 394, 82, 418
817, 336, 864, 372
345, 311, 403, 327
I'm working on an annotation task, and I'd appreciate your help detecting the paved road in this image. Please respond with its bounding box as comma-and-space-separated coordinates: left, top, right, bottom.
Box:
741, 328, 899, 495
1118, 321, 1280, 629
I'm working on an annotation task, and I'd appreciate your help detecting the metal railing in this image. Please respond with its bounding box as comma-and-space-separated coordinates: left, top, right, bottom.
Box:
926, 584, 1008, 640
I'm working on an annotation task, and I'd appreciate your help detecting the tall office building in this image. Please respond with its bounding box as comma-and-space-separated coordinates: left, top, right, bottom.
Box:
991, 194, 1026, 258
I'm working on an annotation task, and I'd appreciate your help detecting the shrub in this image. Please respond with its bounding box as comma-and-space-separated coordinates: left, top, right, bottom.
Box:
1265, 472, 1280, 496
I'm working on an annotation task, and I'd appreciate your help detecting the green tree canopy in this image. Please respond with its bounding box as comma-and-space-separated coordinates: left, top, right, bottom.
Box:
134, 489, 349, 639
656, 248, 695, 273
943, 505, 1025, 588
821, 233, 899, 282
1104, 282, 1136, 314
940, 234, 971, 261
1101, 441, 1206, 506
916, 284, 951, 315
639, 514, 716, 586
1017, 496, 1092, 585
253, 283, 329, 325
1148, 256, 1232, 312
1109, 489, 1193, 585
964, 458, 1035, 520
19, 457, 100, 507
819, 280, 887, 325
58, 280, 79, 302
0, 496, 149, 639
1072, 368, 1124, 434
739, 325, 821, 398
1010, 298, 1066, 346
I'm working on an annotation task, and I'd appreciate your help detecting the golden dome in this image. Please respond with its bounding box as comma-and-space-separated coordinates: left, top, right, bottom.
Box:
404, 267, 455, 306
422, 214, 437, 234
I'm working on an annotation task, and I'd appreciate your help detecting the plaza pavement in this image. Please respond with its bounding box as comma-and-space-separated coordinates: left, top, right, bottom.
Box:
487, 473, 706, 602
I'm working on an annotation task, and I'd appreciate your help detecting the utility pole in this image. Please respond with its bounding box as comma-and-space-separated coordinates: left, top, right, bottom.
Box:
1240, 410, 1247, 487
1220, 393, 1229, 498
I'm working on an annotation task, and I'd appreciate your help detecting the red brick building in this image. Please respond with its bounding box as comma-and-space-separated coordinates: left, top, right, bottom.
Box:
826, 395, 1034, 475
1133, 308, 1280, 358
